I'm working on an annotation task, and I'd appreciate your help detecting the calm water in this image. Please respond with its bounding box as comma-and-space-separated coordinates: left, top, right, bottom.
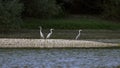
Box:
0, 48, 120, 68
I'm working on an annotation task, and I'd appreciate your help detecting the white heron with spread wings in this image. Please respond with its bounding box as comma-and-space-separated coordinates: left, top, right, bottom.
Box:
75, 29, 82, 40
39, 26, 45, 39
46, 29, 54, 39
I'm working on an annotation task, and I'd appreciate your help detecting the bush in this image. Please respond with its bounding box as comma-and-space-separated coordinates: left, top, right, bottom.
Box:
0, 0, 23, 32
24, 0, 63, 18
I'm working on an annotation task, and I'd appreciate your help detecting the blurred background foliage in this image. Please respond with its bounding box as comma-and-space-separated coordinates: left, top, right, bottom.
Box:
0, 0, 23, 32
0, 0, 120, 31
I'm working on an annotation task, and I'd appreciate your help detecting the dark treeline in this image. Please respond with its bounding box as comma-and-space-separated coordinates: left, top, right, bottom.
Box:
0, 0, 23, 31
0, 0, 120, 31
20, 0, 120, 18
1, 0, 120, 18
57, 0, 120, 18
57, 0, 103, 14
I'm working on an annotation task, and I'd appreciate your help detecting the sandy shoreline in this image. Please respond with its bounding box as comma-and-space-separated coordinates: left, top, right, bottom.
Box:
0, 38, 118, 48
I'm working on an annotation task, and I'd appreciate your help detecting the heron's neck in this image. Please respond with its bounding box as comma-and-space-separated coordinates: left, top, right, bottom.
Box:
40, 28, 42, 31
50, 30, 53, 33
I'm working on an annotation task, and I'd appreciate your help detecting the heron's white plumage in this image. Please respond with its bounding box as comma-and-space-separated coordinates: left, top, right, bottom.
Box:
39, 26, 44, 39
46, 29, 54, 39
75, 29, 82, 40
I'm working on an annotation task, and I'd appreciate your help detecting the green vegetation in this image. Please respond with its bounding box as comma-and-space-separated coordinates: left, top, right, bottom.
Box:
23, 18, 120, 29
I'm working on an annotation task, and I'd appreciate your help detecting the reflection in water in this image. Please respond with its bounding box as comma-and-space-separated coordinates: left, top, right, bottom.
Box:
0, 48, 120, 68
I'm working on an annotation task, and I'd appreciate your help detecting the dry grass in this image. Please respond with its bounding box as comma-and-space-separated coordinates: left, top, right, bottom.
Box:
0, 38, 118, 48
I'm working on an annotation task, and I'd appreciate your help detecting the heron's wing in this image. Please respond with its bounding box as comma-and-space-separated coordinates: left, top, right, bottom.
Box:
46, 33, 51, 39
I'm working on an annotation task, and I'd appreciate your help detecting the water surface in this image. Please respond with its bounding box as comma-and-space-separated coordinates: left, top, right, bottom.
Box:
0, 48, 120, 68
